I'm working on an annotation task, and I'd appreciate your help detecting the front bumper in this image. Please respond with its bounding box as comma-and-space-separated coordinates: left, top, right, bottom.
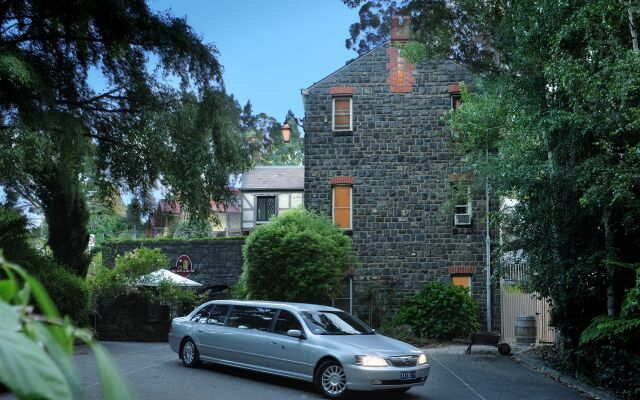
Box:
344, 363, 430, 391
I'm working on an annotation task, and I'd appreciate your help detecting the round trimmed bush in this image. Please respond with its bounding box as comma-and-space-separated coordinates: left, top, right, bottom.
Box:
240, 208, 352, 303
395, 282, 480, 339
34, 259, 89, 326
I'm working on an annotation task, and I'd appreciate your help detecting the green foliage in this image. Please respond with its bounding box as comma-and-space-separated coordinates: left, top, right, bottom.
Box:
563, 342, 640, 399
0, 208, 42, 269
88, 247, 169, 311
240, 208, 353, 303
1, 208, 89, 324
0, 254, 132, 400
172, 218, 212, 239
580, 270, 640, 348
34, 260, 89, 326
240, 104, 304, 166
344, 1, 398, 56
41, 164, 91, 276
0, 1, 251, 277
154, 279, 207, 310
395, 282, 480, 340
88, 247, 204, 313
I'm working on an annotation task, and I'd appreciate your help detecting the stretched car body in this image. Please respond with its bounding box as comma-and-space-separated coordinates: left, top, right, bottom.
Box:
169, 300, 429, 398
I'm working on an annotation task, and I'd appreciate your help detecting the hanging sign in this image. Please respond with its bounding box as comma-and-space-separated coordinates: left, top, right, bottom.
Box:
172, 255, 193, 278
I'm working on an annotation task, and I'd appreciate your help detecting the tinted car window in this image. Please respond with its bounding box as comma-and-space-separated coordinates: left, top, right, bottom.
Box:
191, 305, 212, 323
300, 311, 374, 335
273, 310, 303, 335
227, 306, 276, 331
206, 304, 230, 325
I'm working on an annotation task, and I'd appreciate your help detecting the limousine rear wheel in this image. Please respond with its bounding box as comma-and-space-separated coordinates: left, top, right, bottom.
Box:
315, 360, 349, 399
181, 338, 201, 368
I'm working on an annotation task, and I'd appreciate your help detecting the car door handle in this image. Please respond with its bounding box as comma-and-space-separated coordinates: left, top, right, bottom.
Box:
271, 341, 278, 345
197, 330, 204, 333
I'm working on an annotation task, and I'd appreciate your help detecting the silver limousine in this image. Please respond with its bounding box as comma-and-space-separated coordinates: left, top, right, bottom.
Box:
169, 300, 430, 399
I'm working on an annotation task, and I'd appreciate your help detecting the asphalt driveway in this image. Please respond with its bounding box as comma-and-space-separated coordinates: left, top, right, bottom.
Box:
66, 342, 588, 400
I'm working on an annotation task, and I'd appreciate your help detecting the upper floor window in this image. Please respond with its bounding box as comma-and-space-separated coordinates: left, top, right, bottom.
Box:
256, 196, 276, 223
332, 96, 352, 131
333, 185, 352, 229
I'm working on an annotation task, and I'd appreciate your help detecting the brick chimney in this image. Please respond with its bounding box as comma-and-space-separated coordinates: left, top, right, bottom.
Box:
387, 16, 415, 93
390, 15, 411, 44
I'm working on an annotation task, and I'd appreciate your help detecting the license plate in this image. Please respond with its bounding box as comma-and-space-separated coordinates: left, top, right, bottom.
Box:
400, 371, 416, 380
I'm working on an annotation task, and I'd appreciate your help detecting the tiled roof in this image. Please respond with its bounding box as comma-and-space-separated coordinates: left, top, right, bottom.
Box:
241, 166, 305, 190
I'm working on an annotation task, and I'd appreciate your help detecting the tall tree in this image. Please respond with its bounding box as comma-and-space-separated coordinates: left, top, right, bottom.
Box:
342, 0, 640, 343
0, 1, 250, 276
240, 103, 303, 166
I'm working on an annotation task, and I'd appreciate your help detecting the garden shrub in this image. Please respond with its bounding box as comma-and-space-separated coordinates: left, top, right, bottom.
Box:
88, 247, 204, 313
1, 208, 89, 324
88, 247, 169, 310
240, 208, 353, 303
568, 269, 640, 398
172, 218, 212, 239
395, 282, 480, 340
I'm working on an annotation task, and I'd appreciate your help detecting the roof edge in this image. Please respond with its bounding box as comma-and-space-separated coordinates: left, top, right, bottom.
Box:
306, 40, 390, 91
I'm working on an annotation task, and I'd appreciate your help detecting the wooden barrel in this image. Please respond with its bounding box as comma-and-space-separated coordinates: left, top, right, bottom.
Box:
514, 315, 537, 344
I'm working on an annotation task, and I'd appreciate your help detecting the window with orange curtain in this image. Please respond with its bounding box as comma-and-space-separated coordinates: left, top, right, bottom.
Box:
333, 186, 352, 229
333, 97, 352, 131
452, 275, 471, 288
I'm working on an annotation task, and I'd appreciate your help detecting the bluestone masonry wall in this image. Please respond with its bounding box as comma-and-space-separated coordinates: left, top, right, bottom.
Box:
102, 239, 244, 289
303, 39, 500, 331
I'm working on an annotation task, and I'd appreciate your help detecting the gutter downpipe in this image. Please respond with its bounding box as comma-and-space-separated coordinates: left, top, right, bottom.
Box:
486, 146, 492, 332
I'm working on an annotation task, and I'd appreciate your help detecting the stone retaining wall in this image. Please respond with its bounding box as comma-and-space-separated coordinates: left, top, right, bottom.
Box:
101, 239, 245, 289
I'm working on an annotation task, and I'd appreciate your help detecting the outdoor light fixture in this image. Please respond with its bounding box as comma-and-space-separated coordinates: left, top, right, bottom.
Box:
281, 122, 291, 143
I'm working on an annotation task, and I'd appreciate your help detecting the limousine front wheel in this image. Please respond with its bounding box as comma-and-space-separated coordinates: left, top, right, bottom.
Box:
315, 360, 348, 399
181, 338, 201, 368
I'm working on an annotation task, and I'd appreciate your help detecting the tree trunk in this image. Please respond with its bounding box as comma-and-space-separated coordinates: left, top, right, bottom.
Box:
629, 0, 639, 52
39, 165, 91, 277
603, 206, 616, 317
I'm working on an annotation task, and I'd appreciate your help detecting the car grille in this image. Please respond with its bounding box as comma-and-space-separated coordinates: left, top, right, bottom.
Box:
387, 355, 419, 367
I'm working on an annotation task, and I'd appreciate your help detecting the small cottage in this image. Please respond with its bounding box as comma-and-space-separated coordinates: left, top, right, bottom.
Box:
240, 166, 304, 233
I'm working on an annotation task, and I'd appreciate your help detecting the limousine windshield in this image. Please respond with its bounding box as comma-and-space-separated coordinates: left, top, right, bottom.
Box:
300, 310, 375, 335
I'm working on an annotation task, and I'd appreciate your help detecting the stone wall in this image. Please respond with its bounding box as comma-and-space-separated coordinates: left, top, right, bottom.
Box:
303, 41, 501, 332
102, 239, 245, 289
93, 293, 171, 342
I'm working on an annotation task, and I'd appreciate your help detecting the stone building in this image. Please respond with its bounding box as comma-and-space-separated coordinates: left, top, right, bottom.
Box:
302, 16, 499, 331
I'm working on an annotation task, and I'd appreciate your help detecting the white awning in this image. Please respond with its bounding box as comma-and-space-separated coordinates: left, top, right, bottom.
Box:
138, 269, 202, 287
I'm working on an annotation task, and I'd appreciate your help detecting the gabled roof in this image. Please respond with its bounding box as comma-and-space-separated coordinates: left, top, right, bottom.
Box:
305, 41, 389, 91
241, 166, 304, 191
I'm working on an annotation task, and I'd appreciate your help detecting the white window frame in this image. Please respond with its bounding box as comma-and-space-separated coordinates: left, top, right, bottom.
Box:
332, 185, 353, 230
332, 96, 352, 131
454, 200, 472, 226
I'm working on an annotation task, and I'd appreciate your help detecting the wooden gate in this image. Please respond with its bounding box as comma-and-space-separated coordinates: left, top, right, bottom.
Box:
500, 288, 556, 343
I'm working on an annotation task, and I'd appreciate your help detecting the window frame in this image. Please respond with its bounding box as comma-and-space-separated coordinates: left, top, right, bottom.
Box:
273, 309, 304, 336
225, 305, 276, 331
255, 195, 277, 224
332, 185, 353, 230
451, 93, 462, 110
332, 96, 352, 132
452, 275, 472, 295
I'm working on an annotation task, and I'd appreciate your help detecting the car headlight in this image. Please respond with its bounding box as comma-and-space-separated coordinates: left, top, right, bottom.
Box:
355, 355, 389, 367
417, 353, 428, 365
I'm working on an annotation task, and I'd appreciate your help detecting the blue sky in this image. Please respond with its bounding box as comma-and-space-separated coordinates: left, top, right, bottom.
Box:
150, 0, 360, 120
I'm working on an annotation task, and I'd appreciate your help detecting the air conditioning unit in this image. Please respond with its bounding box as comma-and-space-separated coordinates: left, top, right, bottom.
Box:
454, 213, 472, 226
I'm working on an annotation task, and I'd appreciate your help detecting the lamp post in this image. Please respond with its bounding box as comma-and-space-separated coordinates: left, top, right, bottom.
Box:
280, 122, 291, 143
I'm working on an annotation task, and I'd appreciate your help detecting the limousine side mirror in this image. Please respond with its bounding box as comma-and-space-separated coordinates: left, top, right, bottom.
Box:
286, 329, 304, 339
